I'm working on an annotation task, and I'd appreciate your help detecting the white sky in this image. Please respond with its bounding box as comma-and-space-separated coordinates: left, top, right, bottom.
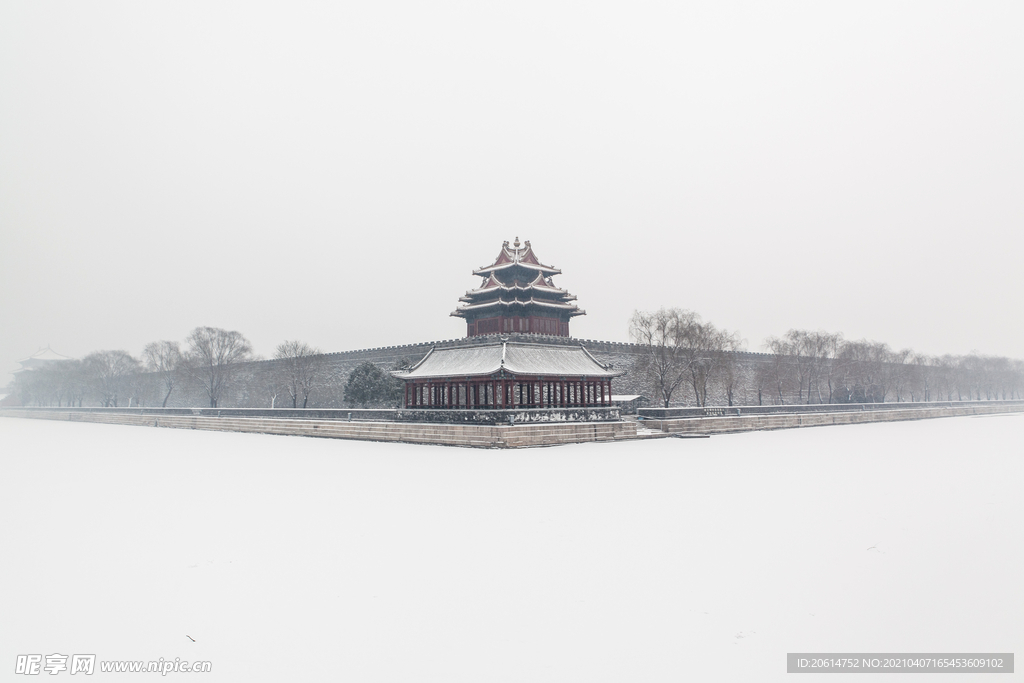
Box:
2, 1, 1022, 382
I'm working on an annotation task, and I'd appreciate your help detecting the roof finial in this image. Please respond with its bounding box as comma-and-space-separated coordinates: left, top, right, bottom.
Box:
514, 236, 520, 248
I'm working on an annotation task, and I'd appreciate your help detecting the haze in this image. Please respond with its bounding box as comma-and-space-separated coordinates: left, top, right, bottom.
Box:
2, 1, 1021, 383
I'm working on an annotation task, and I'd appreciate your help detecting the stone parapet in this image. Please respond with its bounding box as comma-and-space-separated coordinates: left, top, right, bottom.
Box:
643, 403, 1024, 435
0, 409, 637, 449
639, 399, 1024, 419
3, 405, 620, 424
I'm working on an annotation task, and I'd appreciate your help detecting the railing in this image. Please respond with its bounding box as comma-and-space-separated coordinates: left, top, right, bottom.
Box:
638, 399, 1024, 419
3, 405, 623, 424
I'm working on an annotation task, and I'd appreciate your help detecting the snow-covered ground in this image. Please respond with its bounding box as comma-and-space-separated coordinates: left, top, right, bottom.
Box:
1, 415, 1021, 681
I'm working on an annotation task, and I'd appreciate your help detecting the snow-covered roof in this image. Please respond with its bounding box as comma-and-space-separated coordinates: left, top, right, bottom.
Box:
393, 341, 623, 380
460, 271, 571, 298
15, 347, 71, 373
18, 347, 70, 364
473, 238, 561, 278
453, 297, 585, 314
454, 239, 585, 324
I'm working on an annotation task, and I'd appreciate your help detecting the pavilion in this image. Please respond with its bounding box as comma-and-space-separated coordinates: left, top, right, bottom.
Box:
393, 339, 623, 410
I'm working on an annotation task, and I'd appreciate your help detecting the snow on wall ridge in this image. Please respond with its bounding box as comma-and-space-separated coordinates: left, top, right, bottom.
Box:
268, 335, 772, 362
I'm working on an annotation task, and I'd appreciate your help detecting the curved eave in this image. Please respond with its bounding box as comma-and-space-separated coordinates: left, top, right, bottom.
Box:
461, 282, 571, 298
473, 261, 560, 278
451, 299, 585, 317
393, 341, 623, 380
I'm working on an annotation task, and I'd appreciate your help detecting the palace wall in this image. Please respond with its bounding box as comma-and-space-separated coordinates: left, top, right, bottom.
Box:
125, 333, 668, 409
212, 333, 768, 410
37, 332, 988, 410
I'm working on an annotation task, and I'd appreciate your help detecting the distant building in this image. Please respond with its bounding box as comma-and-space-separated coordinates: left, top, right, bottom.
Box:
3, 347, 71, 406
13, 347, 70, 375
452, 237, 584, 337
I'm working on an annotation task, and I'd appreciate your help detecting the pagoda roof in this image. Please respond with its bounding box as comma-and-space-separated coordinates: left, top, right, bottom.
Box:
18, 347, 70, 364
451, 297, 585, 317
461, 272, 571, 299
473, 238, 561, 277
393, 341, 623, 380
15, 347, 71, 373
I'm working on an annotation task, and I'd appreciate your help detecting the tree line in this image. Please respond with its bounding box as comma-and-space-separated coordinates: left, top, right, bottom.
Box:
8, 326, 406, 409
631, 308, 1024, 407
11, 316, 1021, 410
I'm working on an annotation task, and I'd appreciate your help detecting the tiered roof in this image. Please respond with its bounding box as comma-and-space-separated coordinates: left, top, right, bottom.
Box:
451, 238, 584, 320
14, 347, 70, 374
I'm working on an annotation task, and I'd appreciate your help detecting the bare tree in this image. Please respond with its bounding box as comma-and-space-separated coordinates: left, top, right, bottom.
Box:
681, 321, 738, 407
782, 330, 814, 403
834, 341, 870, 403
764, 336, 796, 404
13, 364, 57, 406
887, 348, 913, 402
180, 327, 253, 408
256, 362, 285, 409
274, 340, 325, 409
751, 361, 774, 406
143, 341, 182, 407
1012, 360, 1024, 400
52, 359, 87, 406
718, 333, 746, 406
935, 355, 959, 401
630, 308, 697, 407
804, 331, 844, 404
860, 341, 889, 402
83, 350, 141, 407
907, 353, 933, 402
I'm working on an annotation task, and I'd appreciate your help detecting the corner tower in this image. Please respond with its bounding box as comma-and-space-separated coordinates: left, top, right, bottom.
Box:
452, 238, 585, 337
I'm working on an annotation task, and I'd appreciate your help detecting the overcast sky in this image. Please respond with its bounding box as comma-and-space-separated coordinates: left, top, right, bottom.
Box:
2, 1, 1021, 383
